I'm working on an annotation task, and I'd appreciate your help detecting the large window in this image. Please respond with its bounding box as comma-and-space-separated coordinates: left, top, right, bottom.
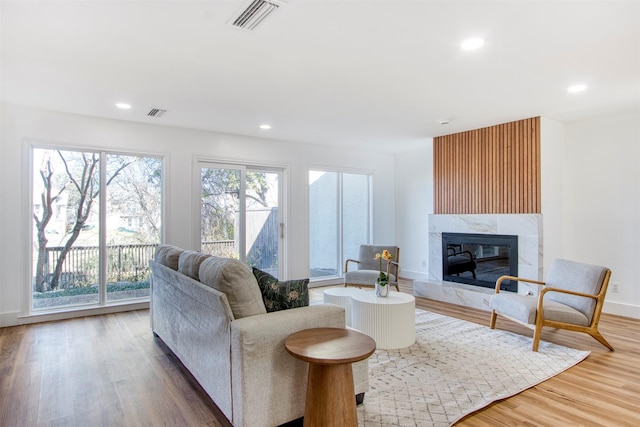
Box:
31, 147, 162, 311
199, 162, 283, 278
309, 170, 371, 279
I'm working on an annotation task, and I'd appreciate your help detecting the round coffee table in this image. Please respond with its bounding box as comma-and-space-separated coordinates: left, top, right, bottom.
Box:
351, 291, 416, 349
285, 327, 376, 427
322, 287, 365, 327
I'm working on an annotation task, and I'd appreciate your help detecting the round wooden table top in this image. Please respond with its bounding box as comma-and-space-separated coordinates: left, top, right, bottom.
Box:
285, 327, 376, 365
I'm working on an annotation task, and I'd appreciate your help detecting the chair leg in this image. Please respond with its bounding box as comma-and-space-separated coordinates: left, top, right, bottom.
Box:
489, 311, 497, 329
532, 322, 544, 352
393, 283, 400, 292
589, 330, 615, 351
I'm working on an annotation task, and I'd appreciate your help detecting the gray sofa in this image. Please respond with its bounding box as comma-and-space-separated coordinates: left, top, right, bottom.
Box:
150, 244, 369, 427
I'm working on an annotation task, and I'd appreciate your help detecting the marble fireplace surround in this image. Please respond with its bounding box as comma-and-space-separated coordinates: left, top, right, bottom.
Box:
414, 214, 543, 312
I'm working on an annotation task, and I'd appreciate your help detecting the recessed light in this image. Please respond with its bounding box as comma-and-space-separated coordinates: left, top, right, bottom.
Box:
116, 102, 132, 109
259, 124, 271, 130
437, 119, 451, 125
461, 38, 485, 51
567, 84, 588, 93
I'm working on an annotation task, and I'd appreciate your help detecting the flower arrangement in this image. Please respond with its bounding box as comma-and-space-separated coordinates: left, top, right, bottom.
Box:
375, 249, 394, 286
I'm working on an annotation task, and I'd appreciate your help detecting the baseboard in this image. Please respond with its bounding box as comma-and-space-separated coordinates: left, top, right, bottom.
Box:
308, 277, 344, 288
603, 301, 640, 319
16, 301, 150, 326
0, 311, 21, 328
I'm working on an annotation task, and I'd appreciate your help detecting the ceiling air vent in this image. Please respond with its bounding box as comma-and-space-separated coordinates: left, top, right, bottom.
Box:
230, 0, 286, 31
147, 108, 167, 118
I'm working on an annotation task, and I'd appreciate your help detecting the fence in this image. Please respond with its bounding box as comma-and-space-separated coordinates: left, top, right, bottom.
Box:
41, 241, 237, 290
201, 240, 236, 257
43, 243, 159, 289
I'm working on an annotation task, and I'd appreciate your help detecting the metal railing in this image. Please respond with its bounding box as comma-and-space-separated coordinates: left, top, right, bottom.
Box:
42, 243, 159, 288
39, 239, 263, 290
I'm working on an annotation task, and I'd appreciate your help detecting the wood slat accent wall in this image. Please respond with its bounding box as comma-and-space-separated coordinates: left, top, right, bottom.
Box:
434, 117, 540, 214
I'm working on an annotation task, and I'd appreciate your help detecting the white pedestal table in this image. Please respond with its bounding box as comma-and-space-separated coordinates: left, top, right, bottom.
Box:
350, 291, 416, 349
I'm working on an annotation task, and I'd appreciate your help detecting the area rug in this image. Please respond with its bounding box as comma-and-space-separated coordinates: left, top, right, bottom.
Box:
357, 309, 590, 426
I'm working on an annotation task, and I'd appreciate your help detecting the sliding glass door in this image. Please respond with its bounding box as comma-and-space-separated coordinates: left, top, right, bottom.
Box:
31, 147, 162, 311
309, 170, 371, 280
199, 163, 282, 277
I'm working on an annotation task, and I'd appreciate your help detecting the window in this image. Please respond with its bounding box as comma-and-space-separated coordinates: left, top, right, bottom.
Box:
199, 162, 283, 277
31, 147, 162, 311
309, 170, 371, 280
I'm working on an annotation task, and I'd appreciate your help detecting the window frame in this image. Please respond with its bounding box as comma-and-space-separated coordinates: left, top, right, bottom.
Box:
194, 157, 287, 278
26, 141, 165, 315
308, 166, 373, 283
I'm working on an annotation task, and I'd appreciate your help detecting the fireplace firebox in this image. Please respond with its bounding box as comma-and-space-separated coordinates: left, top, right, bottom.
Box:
442, 232, 518, 292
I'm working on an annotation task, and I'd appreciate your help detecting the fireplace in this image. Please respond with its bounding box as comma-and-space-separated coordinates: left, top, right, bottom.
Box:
442, 232, 518, 292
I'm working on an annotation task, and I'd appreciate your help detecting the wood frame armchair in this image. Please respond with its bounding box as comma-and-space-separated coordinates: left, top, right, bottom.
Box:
344, 245, 400, 292
489, 259, 613, 352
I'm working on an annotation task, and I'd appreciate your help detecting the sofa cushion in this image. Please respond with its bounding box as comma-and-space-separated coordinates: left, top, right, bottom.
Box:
178, 250, 212, 281
199, 257, 266, 319
155, 244, 184, 270
252, 267, 310, 312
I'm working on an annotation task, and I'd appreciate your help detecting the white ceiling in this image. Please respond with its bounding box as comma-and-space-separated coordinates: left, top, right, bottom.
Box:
2, 0, 639, 154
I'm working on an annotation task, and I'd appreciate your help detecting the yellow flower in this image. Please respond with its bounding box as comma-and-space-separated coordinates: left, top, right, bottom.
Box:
374, 249, 394, 286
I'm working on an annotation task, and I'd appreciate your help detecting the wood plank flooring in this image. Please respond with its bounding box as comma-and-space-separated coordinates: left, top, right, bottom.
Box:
1, 280, 638, 426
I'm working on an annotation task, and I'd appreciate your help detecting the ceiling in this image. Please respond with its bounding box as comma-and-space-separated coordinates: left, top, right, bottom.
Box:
2, 1, 639, 154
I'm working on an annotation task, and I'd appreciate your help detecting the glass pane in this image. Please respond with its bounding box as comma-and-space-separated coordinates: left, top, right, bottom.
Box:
32, 148, 101, 310
201, 167, 240, 258
105, 155, 162, 302
245, 171, 279, 277
343, 173, 369, 261
309, 170, 339, 278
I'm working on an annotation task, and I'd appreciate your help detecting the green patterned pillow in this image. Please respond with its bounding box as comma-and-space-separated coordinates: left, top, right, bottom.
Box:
252, 267, 310, 312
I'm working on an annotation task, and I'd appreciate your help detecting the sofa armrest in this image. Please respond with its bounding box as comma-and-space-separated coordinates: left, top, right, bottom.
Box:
229, 304, 353, 427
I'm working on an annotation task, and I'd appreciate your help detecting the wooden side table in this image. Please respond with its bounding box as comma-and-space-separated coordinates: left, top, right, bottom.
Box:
285, 328, 376, 427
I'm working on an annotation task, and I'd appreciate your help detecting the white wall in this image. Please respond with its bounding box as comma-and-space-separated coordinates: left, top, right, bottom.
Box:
563, 110, 640, 318
540, 117, 566, 271
0, 103, 396, 326
395, 142, 432, 280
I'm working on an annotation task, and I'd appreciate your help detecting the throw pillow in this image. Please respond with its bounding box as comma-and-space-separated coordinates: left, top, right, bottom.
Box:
155, 244, 184, 270
252, 267, 309, 312
177, 250, 212, 281
199, 257, 267, 319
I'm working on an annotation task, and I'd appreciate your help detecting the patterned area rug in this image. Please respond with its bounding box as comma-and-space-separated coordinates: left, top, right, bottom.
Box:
357, 309, 590, 426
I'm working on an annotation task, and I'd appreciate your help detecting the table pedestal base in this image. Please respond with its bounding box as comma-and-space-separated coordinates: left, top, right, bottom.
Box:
304, 363, 356, 427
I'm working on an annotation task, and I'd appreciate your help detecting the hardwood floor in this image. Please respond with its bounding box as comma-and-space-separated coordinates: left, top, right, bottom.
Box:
1, 280, 638, 426
0, 310, 229, 427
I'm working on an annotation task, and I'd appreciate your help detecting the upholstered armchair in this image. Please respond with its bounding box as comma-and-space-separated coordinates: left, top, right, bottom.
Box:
489, 259, 613, 352
344, 245, 400, 292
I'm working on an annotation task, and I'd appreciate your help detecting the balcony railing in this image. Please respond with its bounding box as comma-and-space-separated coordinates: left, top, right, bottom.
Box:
39, 240, 237, 290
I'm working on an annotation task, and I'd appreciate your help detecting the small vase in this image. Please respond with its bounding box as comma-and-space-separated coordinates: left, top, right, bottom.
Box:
375, 281, 389, 297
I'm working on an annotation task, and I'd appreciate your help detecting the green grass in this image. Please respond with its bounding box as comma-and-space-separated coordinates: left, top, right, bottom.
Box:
33, 281, 150, 299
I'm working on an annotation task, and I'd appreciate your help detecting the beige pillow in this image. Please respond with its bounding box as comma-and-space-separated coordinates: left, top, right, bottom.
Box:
178, 251, 212, 281
199, 257, 266, 319
155, 244, 184, 270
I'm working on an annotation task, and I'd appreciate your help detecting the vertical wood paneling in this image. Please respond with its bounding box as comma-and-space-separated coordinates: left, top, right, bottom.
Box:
433, 117, 540, 214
